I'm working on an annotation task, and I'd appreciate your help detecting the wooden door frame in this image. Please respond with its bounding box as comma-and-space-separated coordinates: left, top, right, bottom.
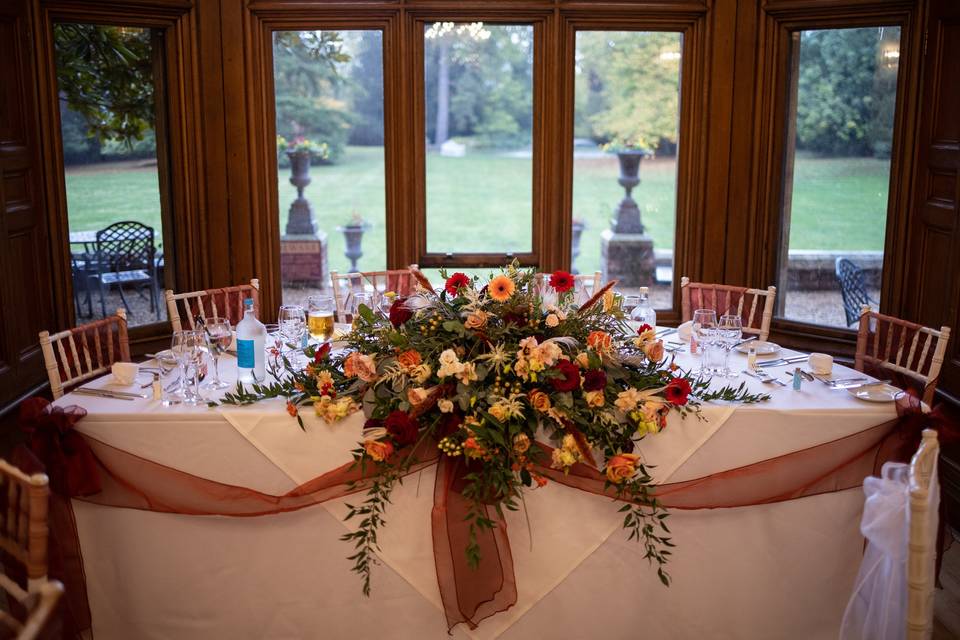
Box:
752, 0, 924, 357
30, 0, 204, 347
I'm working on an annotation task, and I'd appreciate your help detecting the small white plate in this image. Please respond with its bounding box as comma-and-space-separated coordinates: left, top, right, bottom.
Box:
736, 340, 780, 355
848, 383, 903, 402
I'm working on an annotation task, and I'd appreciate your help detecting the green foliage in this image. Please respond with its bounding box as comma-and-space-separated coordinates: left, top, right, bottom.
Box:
53, 24, 156, 146
273, 31, 353, 164
795, 27, 900, 157
425, 25, 533, 148
575, 32, 682, 152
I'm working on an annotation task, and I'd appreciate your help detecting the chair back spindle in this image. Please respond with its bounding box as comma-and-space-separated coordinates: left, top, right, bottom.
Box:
0, 460, 62, 639
38, 309, 130, 399
330, 267, 421, 323
855, 305, 951, 405
680, 277, 777, 341
906, 429, 939, 640
165, 279, 260, 332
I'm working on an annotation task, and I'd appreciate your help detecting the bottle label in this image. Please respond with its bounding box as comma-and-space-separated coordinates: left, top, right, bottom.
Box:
237, 339, 255, 369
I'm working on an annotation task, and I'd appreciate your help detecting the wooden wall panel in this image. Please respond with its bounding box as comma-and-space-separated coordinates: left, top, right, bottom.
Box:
0, 0, 55, 410
905, 0, 960, 398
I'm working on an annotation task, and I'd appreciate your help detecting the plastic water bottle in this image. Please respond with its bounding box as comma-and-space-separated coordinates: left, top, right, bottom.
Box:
236, 298, 266, 383
630, 287, 657, 329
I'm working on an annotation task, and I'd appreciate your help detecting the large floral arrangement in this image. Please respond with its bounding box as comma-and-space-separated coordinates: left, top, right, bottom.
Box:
220, 264, 765, 592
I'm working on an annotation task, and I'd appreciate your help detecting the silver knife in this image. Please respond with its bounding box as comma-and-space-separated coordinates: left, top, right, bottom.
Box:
758, 356, 808, 368
73, 388, 139, 401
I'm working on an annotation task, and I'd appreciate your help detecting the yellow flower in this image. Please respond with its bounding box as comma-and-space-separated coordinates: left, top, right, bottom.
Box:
488, 275, 516, 302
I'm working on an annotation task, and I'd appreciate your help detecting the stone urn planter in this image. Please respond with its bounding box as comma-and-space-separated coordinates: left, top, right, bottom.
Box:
337, 220, 371, 272
571, 218, 586, 274
612, 149, 651, 234
285, 150, 318, 236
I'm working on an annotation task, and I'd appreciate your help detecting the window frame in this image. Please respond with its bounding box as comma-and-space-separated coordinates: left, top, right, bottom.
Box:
408, 11, 550, 270
559, 13, 707, 323
34, 2, 197, 350
755, 4, 922, 355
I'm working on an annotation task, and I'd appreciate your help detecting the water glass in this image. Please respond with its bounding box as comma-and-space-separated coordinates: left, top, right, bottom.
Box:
349, 292, 374, 328
307, 295, 335, 342
692, 309, 718, 375
718, 314, 743, 378
163, 331, 188, 406
279, 305, 307, 367
179, 329, 208, 405
203, 317, 232, 390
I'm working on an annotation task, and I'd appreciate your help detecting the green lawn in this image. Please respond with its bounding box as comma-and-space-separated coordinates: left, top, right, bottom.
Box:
64, 148, 891, 273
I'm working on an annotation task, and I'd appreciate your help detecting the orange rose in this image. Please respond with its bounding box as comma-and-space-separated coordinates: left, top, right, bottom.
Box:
397, 349, 421, 369
364, 439, 394, 462
528, 390, 552, 412
605, 453, 641, 484
643, 339, 665, 362
587, 331, 613, 353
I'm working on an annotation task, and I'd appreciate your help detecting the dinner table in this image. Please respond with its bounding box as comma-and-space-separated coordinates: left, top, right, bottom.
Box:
52, 330, 901, 640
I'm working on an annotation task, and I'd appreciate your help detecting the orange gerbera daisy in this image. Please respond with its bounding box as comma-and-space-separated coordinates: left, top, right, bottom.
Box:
488, 275, 516, 302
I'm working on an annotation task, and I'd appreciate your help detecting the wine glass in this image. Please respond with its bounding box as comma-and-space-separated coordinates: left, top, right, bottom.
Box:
278, 304, 307, 367
350, 292, 374, 329
181, 329, 209, 405
377, 291, 396, 318
163, 332, 188, 406
307, 295, 335, 342
718, 314, 743, 378
203, 317, 232, 389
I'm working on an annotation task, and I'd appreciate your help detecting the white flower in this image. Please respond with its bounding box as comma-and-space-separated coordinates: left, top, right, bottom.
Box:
438, 398, 454, 413
438, 349, 460, 367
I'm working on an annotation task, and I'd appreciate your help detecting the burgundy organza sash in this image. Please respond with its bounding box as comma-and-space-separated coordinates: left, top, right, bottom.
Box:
18, 396, 952, 637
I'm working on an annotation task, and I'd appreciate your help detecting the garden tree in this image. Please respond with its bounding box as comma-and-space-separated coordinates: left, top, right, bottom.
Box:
53, 24, 156, 152
794, 27, 899, 157
344, 31, 384, 146
273, 31, 352, 163
424, 23, 533, 148
424, 22, 491, 147
575, 31, 682, 152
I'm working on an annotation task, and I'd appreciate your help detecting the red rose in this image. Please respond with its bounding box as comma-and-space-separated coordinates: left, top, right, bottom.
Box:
637, 323, 653, 335
549, 270, 574, 293
664, 377, 692, 406
550, 360, 581, 392
582, 369, 607, 391
385, 410, 419, 446
502, 310, 527, 326
445, 272, 471, 296
389, 297, 413, 328
314, 342, 331, 362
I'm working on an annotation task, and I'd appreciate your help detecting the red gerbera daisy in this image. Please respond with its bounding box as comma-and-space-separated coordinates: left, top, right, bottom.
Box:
445, 272, 471, 296
549, 270, 574, 293
663, 377, 692, 406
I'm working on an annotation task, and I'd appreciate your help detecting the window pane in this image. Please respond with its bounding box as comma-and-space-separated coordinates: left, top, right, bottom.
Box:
54, 24, 168, 327
273, 30, 386, 306
778, 27, 900, 328
572, 31, 681, 308
423, 23, 533, 255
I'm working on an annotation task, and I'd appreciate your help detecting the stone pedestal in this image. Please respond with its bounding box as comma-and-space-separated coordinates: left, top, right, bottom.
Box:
281, 232, 328, 287
600, 229, 655, 287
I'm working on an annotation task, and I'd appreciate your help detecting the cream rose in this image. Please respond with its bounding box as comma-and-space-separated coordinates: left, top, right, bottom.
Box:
545, 313, 560, 328
437, 398, 454, 413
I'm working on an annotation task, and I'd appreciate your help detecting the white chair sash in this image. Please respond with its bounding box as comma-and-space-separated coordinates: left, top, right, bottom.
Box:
840, 461, 910, 640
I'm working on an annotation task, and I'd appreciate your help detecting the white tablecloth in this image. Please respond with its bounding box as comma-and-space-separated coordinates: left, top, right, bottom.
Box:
58, 340, 895, 639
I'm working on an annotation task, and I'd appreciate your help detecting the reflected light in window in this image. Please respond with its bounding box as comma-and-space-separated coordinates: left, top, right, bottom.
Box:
658, 50, 681, 62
